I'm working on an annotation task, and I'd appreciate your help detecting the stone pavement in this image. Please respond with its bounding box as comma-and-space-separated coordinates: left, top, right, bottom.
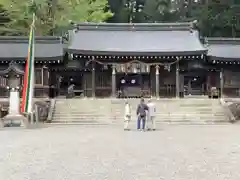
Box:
1, 124, 240, 180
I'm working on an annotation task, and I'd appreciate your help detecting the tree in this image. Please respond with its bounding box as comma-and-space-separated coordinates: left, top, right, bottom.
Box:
107, 0, 124, 22
192, 0, 240, 37
141, 0, 181, 23
0, 4, 11, 35
1, 0, 113, 36
108, 0, 145, 23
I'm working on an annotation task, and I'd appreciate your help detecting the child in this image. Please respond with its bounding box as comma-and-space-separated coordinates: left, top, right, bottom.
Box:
147, 99, 156, 131
124, 101, 131, 131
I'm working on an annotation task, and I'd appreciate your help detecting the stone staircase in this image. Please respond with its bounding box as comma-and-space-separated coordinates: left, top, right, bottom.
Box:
111, 98, 229, 125
52, 98, 112, 125
51, 98, 229, 125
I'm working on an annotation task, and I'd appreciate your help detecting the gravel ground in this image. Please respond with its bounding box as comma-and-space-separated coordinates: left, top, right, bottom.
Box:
1, 124, 240, 180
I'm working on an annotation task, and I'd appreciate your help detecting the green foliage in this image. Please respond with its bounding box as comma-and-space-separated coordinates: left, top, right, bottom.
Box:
192, 0, 240, 37
141, 0, 180, 22
0, 4, 11, 35
1, 0, 239, 37
109, 0, 240, 37
1, 0, 113, 35
107, 0, 125, 22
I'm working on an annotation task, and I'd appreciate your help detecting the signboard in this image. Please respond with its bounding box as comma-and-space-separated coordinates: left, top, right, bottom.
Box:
115, 63, 150, 73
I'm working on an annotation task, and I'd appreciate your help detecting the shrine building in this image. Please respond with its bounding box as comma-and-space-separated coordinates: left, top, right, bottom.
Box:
0, 22, 240, 98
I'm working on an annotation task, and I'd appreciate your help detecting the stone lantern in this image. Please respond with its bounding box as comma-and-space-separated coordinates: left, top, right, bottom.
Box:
0, 61, 27, 126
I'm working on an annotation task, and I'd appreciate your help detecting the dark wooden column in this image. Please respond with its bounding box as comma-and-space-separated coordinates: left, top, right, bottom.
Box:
155, 65, 160, 99
111, 64, 116, 97
176, 61, 180, 98
220, 68, 224, 98
206, 72, 211, 93
91, 62, 96, 98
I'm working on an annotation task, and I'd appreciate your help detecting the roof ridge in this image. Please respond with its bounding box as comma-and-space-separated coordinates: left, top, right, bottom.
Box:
75, 22, 193, 31
0, 36, 61, 40
207, 37, 240, 41
206, 37, 240, 45
0, 36, 62, 44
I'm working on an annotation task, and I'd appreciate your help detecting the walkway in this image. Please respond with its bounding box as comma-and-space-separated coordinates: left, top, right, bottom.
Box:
0, 125, 240, 180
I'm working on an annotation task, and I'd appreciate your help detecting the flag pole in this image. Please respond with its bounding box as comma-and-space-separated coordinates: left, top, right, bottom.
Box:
30, 11, 35, 124
1, 0, 36, 128
21, 1, 36, 123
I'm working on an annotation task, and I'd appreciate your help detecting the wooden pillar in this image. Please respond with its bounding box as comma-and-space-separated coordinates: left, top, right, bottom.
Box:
91, 62, 96, 98
82, 73, 86, 97
207, 73, 210, 93
41, 68, 44, 85
220, 68, 224, 98
188, 80, 191, 95
155, 65, 160, 99
176, 61, 180, 98
0, 105, 3, 128
111, 64, 116, 97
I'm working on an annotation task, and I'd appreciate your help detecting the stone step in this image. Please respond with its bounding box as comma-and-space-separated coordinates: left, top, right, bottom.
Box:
112, 117, 226, 120
112, 118, 227, 121
114, 113, 226, 116
52, 117, 110, 120
56, 102, 220, 105
54, 107, 225, 111
112, 121, 229, 125
56, 107, 223, 110
51, 122, 228, 126
113, 121, 227, 124
53, 112, 108, 115
51, 119, 228, 125
53, 116, 226, 121
52, 115, 110, 118
112, 111, 224, 113
54, 112, 226, 116
52, 98, 227, 125
56, 105, 221, 108
51, 118, 228, 123
59, 103, 221, 106
110, 105, 221, 107
50, 121, 109, 125
56, 101, 219, 103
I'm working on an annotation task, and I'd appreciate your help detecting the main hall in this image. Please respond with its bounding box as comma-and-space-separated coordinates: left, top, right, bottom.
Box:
0, 22, 239, 99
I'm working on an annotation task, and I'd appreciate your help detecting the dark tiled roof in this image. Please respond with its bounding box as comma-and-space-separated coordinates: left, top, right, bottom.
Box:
207, 38, 240, 61
67, 23, 206, 56
0, 36, 64, 60
0, 63, 24, 75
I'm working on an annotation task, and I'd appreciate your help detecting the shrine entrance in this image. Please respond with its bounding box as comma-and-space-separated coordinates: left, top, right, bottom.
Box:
183, 71, 207, 96
116, 73, 151, 98
115, 63, 151, 98
58, 71, 83, 97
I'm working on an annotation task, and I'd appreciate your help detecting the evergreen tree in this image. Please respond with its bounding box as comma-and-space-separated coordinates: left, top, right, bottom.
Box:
1, 0, 113, 36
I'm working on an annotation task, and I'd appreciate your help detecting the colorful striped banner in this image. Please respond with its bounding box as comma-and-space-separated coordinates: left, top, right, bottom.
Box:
21, 15, 35, 114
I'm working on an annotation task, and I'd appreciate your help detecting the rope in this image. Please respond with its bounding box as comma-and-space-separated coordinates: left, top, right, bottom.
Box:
85, 57, 181, 67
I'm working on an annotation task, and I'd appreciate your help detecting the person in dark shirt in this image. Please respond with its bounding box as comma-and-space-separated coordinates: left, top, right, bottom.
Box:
136, 98, 148, 131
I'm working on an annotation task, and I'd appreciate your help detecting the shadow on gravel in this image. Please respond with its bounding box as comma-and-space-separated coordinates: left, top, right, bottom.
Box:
0, 123, 49, 131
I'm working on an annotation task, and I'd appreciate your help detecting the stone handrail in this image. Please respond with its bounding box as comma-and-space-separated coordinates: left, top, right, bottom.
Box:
47, 99, 56, 122
219, 98, 236, 123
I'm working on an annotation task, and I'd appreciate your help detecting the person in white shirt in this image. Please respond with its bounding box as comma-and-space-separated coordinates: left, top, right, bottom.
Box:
147, 99, 156, 131
124, 101, 131, 131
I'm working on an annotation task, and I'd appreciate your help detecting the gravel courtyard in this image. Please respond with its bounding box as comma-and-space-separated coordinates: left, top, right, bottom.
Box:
1, 124, 240, 180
